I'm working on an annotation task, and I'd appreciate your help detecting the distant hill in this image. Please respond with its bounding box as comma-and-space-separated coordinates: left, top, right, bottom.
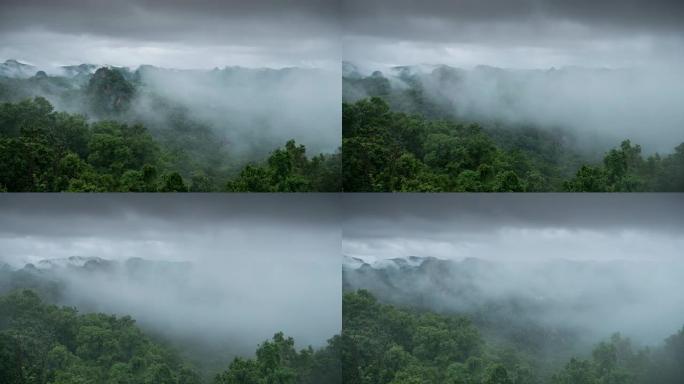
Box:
343, 255, 684, 346
0, 59, 37, 78
0, 256, 193, 301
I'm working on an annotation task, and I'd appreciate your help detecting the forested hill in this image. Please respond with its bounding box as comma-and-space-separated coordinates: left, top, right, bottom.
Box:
0, 290, 203, 384
0, 61, 341, 192
0, 256, 192, 303
342, 256, 684, 383
214, 333, 341, 384
0, 258, 342, 383
0, 290, 341, 384
0, 97, 340, 192
342, 97, 684, 191
342, 63, 684, 192
342, 290, 684, 384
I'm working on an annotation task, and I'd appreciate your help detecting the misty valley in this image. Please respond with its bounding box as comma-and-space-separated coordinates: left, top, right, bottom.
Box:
0, 193, 683, 384
342, 255, 684, 384
0, 59, 340, 192
0, 257, 341, 384
0, 195, 342, 384
15, 253, 683, 384
2, 1, 684, 384
342, 63, 684, 192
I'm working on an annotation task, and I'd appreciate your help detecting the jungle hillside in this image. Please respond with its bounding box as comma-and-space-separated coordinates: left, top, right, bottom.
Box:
0, 60, 340, 192
342, 63, 684, 192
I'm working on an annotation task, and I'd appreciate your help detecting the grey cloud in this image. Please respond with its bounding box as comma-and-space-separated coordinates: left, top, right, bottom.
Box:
342, 194, 684, 240
341, 194, 684, 264
343, 0, 684, 39
342, 193, 684, 345
0, 194, 341, 353
343, 0, 684, 68
0, 0, 340, 68
0, 0, 339, 41
0, 194, 340, 239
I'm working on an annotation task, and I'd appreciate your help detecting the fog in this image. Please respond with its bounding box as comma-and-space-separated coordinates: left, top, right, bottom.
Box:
0, 1, 342, 156
0, 1, 342, 157
342, 194, 684, 345
133, 66, 341, 154
343, 0, 684, 153
0, 63, 341, 157
0, 195, 341, 357
350, 65, 684, 153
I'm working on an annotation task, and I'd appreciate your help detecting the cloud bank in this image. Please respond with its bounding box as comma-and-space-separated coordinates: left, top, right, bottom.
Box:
343, 0, 684, 69
342, 194, 684, 344
0, 0, 340, 69
0, 194, 341, 355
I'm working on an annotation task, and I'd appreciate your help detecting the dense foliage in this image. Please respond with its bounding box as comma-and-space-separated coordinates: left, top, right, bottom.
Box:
551, 331, 684, 384
342, 97, 684, 191
563, 140, 684, 191
214, 333, 341, 384
0, 64, 340, 192
86, 68, 135, 118
225, 140, 341, 192
0, 98, 339, 191
0, 290, 202, 384
343, 290, 684, 384
0, 290, 342, 384
342, 290, 535, 384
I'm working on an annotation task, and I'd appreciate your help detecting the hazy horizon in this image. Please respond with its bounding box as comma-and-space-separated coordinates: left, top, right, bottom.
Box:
342, 194, 684, 345
343, 0, 684, 70
0, 195, 341, 353
0, 0, 340, 70
342, 194, 684, 262
2, 57, 339, 73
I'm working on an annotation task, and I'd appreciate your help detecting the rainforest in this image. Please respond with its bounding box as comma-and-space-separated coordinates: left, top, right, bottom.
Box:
342, 289, 683, 384
0, 289, 341, 384
0, 62, 340, 192
0, 195, 342, 384
342, 65, 684, 192
340, 195, 684, 384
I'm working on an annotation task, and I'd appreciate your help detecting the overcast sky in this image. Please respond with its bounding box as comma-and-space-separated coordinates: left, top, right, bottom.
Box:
343, 194, 684, 262
0, 194, 341, 350
0, 0, 340, 69
343, 0, 684, 69
0, 194, 339, 265
4, 1, 683, 70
